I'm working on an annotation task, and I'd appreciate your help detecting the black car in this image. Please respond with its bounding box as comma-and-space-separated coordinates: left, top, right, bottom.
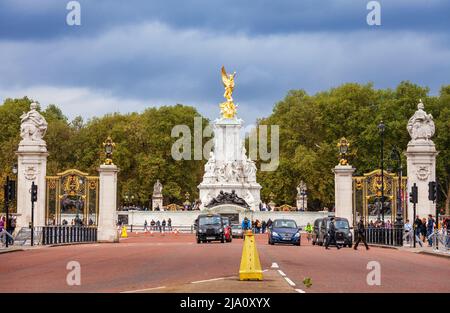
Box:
196, 214, 225, 244
313, 217, 353, 247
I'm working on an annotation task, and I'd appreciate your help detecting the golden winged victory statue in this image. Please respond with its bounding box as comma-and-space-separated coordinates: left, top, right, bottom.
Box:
219, 66, 237, 119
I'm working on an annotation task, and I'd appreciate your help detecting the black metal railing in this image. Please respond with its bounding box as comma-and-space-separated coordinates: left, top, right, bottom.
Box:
365, 227, 404, 246
42, 226, 97, 245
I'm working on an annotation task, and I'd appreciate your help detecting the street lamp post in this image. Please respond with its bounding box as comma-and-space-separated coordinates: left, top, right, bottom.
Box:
390, 147, 403, 227
378, 121, 385, 224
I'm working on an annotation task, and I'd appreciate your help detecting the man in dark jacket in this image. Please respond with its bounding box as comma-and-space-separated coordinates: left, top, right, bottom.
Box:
325, 218, 341, 250
354, 219, 369, 250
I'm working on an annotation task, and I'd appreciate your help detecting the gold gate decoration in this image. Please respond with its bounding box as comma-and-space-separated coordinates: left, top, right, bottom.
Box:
352, 169, 407, 226
46, 169, 99, 226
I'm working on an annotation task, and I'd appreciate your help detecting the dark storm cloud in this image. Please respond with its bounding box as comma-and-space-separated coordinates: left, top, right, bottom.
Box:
1, 0, 449, 39
0, 0, 449, 123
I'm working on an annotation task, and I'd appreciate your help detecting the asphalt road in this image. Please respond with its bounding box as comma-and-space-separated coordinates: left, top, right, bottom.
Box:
0, 233, 449, 292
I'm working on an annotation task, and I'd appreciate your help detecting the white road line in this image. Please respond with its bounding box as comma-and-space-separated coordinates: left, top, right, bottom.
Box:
262, 269, 269, 272
295, 288, 306, 293
271, 262, 279, 268
121, 286, 166, 293
191, 277, 226, 284
277, 270, 286, 277
284, 277, 296, 287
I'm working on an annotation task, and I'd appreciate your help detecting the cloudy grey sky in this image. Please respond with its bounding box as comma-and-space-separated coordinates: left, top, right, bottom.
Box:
0, 0, 449, 123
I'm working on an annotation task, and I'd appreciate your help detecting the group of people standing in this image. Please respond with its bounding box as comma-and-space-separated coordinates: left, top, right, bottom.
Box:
143, 218, 172, 232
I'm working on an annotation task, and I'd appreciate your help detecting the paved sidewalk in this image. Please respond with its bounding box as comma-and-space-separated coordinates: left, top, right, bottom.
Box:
368, 243, 450, 258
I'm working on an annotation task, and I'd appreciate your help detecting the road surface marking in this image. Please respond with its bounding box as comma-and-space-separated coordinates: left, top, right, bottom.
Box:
121, 286, 166, 293
284, 277, 296, 287
262, 269, 268, 272
191, 277, 226, 284
277, 270, 286, 276
295, 288, 306, 293
271, 262, 279, 268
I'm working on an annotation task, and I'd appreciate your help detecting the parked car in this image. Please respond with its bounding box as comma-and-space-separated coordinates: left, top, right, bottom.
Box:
231, 224, 244, 238
268, 219, 301, 246
314, 217, 352, 247
196, 214, 225, 244
221, 216, 233, 242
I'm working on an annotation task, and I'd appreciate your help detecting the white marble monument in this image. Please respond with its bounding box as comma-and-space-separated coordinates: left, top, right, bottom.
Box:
198, 67, 261, 211
405, 100, 437, 221
198, 118, 262, 211
16, 103, 48, 229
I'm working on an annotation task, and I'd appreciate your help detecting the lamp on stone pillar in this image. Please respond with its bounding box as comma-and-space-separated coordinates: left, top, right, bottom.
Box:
378, 121, 386, 223
390, 146, 403, 227
98, 136, 119, 242
333, 137, 355, 225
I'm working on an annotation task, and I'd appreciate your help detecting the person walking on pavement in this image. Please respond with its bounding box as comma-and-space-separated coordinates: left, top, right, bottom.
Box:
305, 222, 313, 243
144, 220, 149, 232
162, 219, 166, 233
426, 214, 435, 247
354, 219, 369, 250
325, 218, 341, 250
167, 218, 172, 231
156, 220, 161, 232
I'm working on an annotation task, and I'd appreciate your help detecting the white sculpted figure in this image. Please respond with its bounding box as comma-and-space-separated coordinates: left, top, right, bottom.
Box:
204, 152, 216, 176
20, 102, 48, 142
407, 100, 435, 141
244, 157, 257, 182
153, 179, 163, 195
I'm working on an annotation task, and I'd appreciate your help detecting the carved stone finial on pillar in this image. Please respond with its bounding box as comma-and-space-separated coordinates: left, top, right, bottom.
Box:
406, 100, 438, 222
16, 103, 48, 229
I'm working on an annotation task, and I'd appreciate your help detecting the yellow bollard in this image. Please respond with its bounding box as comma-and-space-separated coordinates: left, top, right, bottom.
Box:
121, 226, 128, 238
239, 230, 263, 281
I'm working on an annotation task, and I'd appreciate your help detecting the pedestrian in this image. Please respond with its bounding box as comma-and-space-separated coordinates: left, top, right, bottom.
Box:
420, 217, 427, 242
325, 217, 341, 250
150, 219, 155, 231
6, 216, 16, 245
168, 218, 172, 231
404, 219, 413, 244
156, 220, 161, 232
241, 217, 251, 231
354, 219, 369, 250
144, 220, 148, 232
162, 219, 166, 232
426, 214, 435, 247
261, 220, 266, 234
266, 218, 273, 229
305, 222, 313, 242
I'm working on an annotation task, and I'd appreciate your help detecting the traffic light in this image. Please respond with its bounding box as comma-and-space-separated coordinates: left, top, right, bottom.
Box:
6, 180, 16, 201
31, 183, 38, 202
428, 181, 437, 202
409, 183, 418, 204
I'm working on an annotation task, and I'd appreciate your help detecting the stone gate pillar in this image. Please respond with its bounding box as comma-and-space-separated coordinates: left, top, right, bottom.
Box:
333, 164, 355, 225
405, 100, 437, 222
97, 164, 119, 242
16, 103, 48, 229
